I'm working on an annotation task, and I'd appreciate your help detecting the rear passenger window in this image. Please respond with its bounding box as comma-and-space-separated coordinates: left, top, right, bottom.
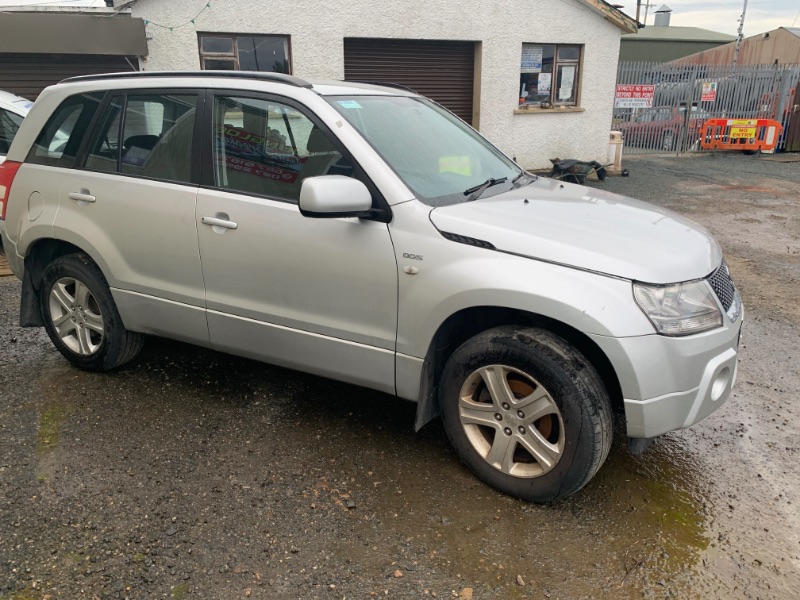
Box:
28, 93, 103, 168
85, 93, 198, 184
212, 95, 354, 202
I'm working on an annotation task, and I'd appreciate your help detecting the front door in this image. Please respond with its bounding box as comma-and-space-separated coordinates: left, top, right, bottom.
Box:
196, 93, 398, 393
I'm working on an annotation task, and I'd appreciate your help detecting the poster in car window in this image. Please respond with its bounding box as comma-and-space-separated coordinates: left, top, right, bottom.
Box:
218, 124, 306, 183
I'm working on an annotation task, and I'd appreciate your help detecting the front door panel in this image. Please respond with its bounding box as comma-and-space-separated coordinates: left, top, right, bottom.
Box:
196, 93, 398, 393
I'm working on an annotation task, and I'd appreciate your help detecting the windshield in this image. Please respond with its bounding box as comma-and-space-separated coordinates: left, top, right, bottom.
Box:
326, 95, 527, 206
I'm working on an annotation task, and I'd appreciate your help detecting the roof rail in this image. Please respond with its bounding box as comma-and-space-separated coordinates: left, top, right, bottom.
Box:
348, 80, 418, 93
60, 71, 314, 89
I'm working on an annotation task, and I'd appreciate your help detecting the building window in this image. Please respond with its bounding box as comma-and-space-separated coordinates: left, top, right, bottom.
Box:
518, 44, 581, 108
198, 34, 291, 73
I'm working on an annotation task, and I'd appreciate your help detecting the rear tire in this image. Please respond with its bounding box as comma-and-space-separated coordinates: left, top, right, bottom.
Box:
439, 326, 612, 503
39, 253, 144, 371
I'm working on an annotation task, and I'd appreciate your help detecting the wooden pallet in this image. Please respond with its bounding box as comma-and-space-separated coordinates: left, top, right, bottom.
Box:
0, 253, 13, 277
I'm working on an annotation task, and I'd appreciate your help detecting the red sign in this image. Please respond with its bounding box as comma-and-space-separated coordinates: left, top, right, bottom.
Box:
614, 84, 655, 109
701, 82, 718, 103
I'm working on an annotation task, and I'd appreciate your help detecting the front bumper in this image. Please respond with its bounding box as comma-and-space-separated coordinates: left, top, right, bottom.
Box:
590, 312, 743, 439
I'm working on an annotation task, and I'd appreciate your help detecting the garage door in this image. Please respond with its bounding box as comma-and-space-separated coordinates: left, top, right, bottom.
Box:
344, 39, 476, 125
0, 54, 138, 100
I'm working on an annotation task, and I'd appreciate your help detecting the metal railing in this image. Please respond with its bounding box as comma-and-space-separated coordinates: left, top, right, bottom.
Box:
613, 62, 800, 154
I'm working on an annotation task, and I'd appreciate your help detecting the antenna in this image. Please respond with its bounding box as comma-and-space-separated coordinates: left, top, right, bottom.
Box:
733, 0, 749, 66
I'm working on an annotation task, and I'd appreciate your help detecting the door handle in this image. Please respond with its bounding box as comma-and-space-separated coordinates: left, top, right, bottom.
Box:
202, 216, 238, 230
68, 191, 96, 203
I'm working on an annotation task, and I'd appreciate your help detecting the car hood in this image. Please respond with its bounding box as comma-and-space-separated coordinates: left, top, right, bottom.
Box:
428, 177, 721, 284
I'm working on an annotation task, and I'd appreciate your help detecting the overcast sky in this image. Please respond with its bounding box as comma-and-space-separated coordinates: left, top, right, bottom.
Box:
625, 0, 796, 36
0, 0, 797, 37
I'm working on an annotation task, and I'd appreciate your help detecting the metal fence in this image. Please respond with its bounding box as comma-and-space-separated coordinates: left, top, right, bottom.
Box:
613, 62, 800, 154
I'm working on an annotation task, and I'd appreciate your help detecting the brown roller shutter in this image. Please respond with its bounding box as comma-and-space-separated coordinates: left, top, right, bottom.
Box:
0, 54, 138, 100
344, 38, 475, 125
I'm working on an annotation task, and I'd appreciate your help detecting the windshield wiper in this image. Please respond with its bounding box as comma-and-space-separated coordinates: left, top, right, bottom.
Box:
463, 177, 507, 202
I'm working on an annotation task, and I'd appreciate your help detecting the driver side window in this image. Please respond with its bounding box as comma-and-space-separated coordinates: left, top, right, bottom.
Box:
212, 95, 354, 203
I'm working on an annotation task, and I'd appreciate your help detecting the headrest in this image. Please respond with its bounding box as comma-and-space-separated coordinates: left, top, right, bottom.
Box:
306, 127, 336, 153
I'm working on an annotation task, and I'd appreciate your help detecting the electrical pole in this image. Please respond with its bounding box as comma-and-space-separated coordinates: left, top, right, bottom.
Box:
733, 0, 749, 66
643, 0, 652, 25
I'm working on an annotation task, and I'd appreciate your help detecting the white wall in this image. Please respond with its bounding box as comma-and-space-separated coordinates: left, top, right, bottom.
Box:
129, 0, 622, 170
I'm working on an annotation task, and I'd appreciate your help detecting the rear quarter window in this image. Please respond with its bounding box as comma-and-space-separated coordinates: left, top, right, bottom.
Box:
27, 93, 104, 168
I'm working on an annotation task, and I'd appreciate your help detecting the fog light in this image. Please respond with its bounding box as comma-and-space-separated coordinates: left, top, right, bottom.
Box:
711, 367, 731, 402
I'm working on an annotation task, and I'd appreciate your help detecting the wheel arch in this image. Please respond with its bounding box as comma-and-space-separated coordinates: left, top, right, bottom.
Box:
19, 238, 91, 327
413, 306, 624, 431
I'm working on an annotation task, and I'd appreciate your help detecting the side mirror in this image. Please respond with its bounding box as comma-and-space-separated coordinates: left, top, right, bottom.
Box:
299, 175, 372, 218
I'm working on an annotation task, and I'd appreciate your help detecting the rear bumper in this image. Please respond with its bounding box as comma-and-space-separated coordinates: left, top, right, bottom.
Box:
590, 312, 743, 439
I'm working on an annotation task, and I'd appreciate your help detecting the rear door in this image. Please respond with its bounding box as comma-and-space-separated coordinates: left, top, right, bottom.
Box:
32, 89, 209, 345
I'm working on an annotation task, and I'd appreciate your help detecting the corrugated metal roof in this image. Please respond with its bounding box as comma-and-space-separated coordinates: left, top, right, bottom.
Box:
785, 27, 800, 38
623, 26, 736, 43
619, 40, 729, 62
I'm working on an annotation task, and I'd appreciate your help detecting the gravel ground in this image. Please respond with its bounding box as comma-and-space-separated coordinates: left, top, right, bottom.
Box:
0, 152, 798, 599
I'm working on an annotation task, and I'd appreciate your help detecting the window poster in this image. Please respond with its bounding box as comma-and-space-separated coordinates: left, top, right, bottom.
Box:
537, 73, 552, 96
521, 46, 543, 73
559, 66, 575, 100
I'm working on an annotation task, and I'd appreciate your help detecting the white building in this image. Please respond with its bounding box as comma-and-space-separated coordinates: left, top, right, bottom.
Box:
118, 0, 636, 169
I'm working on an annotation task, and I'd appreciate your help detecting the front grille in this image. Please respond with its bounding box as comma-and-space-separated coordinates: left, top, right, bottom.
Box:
708, 260, 736, 311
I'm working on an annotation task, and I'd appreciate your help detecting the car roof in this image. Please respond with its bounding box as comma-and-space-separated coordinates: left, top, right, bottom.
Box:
0, 89, 32, 115
60, 71, 418, 98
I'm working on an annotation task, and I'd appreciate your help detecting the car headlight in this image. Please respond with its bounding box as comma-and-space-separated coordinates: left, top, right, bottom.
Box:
633, 280, 722, 336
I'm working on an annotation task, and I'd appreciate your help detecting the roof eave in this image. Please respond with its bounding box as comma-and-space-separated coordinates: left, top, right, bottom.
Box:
579, 0, 640, 34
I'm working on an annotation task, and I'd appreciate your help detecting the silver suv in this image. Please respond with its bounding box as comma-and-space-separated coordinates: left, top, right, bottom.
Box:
0, 72, 742, 502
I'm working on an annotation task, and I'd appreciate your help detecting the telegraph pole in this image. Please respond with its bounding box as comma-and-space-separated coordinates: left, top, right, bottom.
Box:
733, 0, 749, 66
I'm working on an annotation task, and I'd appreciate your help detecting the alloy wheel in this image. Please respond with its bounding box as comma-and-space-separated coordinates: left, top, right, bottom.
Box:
48, 277, 105, 355
458, 364, 565, 478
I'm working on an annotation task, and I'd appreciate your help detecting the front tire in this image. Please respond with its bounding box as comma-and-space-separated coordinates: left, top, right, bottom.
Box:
439, 326, 612, 503
39, 253, 144, 371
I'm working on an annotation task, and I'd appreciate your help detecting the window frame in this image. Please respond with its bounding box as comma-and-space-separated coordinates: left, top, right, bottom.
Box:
197, 33, 292, 73
77, 88, 205, 187
518, 43, 583, 109
197, 89, 391, 221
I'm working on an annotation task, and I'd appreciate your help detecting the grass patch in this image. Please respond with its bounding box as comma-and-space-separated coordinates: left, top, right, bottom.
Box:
37, 402, 69, 455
